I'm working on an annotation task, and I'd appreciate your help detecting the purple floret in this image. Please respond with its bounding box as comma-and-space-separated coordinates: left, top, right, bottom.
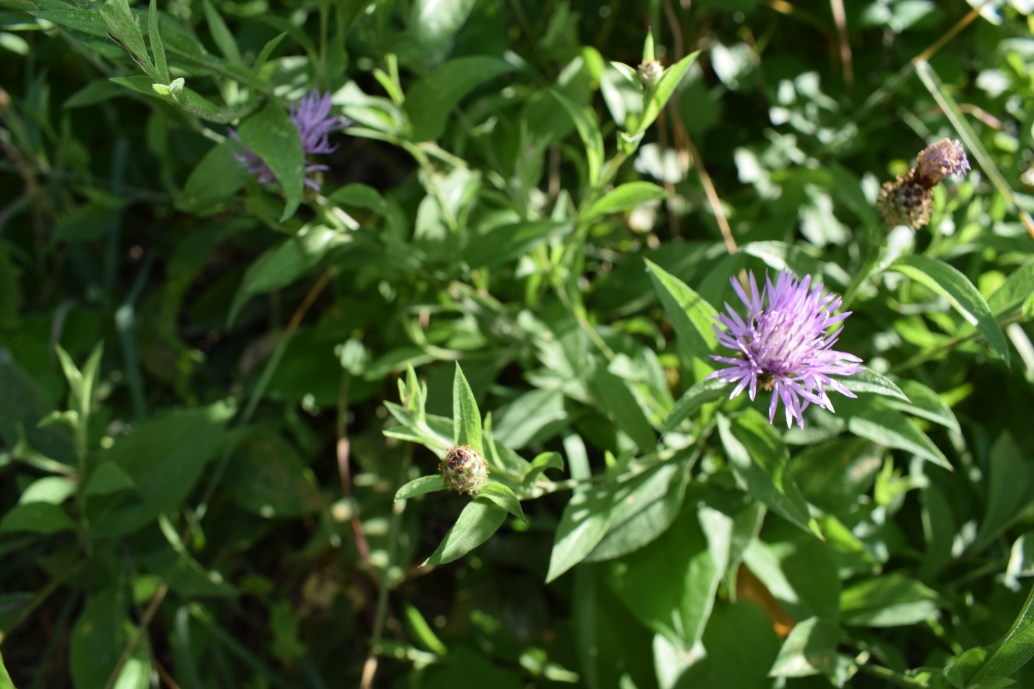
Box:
230, 90, 348, 192
707, 270, 863, 429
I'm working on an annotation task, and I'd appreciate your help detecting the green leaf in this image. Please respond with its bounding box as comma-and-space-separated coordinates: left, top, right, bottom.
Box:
584, 460, 692, 562
452, 363, 482, 452
891, 255, 1009, 362
405, 56, 515, 141
945, 582, 1034, 688
19, 476, 76, 505
236, 100, 305, 221
645, 258, 718, 368
226, 430, 323, 518
0, 356, 76, 468
989, 259, 1034, 316
395, 475, 447, 501
0, 502, 76, 535
552, 89, 604, 187
793, 438, 882, 517
587, 366, 657, 453
974, 434, 1034, 552
845, 400, 952, 471
71, 588, 149, 689
202, 0, 243, 66
228, 225, 342, 325
88, 403, 232, 538
583, 182, 668, 222
148, 0, 169, 83
769, 617, 843, 678
424, 499, 507, 565
403, 0, 477, 64
463, 220, 572, 269
546, 483, 612, 583
328, 183, 390, 216
662, 377, 728, 433
637, 51, 699, 135
718, 410, 813, 534
478, 482, 526, 522
522, 451, 565, 485
101, 0, 156, 80
0, 649, 14, 689
840, 368, 910, 403
840, 574, 940, 627
178, 140, 250, 213
83, 462, 136, 497
891, 379, 961, 433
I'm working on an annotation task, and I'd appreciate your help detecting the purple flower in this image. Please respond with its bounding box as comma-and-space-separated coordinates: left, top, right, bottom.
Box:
230, 90, 347, 191
708, 270, 863, 428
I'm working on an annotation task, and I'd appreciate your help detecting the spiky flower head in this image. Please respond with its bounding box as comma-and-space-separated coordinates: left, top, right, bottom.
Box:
879, 174, 934, 229
230, 90, 347, 192
913, 138, 971, 187
439, 445, 489, 495
708, 270, 863, 429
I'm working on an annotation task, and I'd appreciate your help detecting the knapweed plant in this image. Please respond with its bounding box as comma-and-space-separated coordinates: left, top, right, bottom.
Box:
1, 1, 1034, 689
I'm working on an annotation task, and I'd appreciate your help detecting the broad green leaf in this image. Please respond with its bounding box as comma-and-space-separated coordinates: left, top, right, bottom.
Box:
71, 589, 150, 689
0, 649, 13, 689
840, 368, 910, 403
463, 221, 572, 269
945, 580, 1034, 688
546, 483, 612, 583
395, 475, 447, 501
478, 482, 526, 522
522, 451, 565, 485
891, 255, 1009, 362
769, 617, 842, 678
452, 363, 482, 452
672, 601, 782, 689
88, 403, 232, 538
662, 377, 728, 433
18, 476, 76, 505
840, 574, 940, 627
424, 499, 507, 565
585, 461, 692, 562
405, 0, 477, 64
226, 430, 323, 518
645, 258, 718, 368
637, 52, 699, 135
0, 502, 76, 535
891, 379, 961, 433
553, 89, 605, 187
974, 434, 1034, 553
719, 410, 813, 533
583, 182, 668, 223
587, 367, 657, 453
494, 388, 568, 449
743, 529, 842, 623
236, 100, 305, 221
83, 462, 136, 497
228, 225, 342, 325
989, 259, 1034, 316
604, 502, 725, 651
845, 400, 952, 471
793, 438, 882, 517
148, 0, 169, 83
405, 56, 515, 141
178, 140, 249, 212
328, 183, 390, 216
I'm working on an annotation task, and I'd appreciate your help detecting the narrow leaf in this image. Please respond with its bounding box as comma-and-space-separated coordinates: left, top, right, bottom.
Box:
148, 0, 169, 83
662, 377, 728, 434
236, 100, 305, 222
452, 363, 482, 452
846, 402, 952, 471
891, 255, 1009, 362
478, 482, 526, 522
638, 51, 699, 135
645, 258, 718, 366
552, 89, 605, 187
395, 475, 446, 501
424, 499, 507, 565
583, 182, 668, 222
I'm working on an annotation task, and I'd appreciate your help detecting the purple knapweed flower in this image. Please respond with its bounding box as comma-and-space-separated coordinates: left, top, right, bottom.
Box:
708, 270, 863, 429
230, 90, 347, 191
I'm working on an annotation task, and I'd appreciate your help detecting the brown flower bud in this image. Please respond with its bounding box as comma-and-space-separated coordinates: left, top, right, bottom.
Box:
439, 445, 488, 495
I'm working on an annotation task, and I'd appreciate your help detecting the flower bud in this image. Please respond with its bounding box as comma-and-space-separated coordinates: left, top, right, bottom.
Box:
878, 173, 934, 229
439, 445, 488, 495
913, 138, 970, 187
637, 60, 663, 87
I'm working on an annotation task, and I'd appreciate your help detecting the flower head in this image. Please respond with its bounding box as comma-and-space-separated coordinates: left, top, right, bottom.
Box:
230, 90, 347, 191
708, 270, 863, 428
439, 445, 489, 495
913, 138, 970, 187
879, 174, 934, 229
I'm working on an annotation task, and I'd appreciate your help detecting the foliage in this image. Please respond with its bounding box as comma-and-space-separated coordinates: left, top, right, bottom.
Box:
1, 0, 1034, 688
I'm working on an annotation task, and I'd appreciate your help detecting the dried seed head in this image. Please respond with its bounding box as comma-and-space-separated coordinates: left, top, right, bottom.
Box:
439, 445, 488, 495
637, 60, 663, 87
913, 138, 971, 187
878, 173, 934, 229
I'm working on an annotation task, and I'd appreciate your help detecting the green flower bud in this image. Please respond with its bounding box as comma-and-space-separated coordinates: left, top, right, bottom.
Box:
637, 60, 663, 87
439, 445, 488, 495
